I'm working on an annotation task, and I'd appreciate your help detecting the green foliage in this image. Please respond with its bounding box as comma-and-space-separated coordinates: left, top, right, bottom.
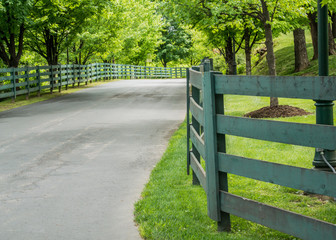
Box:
156, 20, 192, 67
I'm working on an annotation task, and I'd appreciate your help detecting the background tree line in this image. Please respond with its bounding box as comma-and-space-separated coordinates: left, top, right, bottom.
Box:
0, 0, 202, 68
1, 0, 335, 78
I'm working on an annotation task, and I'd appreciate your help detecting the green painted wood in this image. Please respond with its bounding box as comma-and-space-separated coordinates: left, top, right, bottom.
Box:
191, 66, 202, 186
203, 68, 221, 221
190, 98, 204, 126
190, 152, 207, 191
189, 69, 203, 90
187, 68, 191, 175
37, 66, 41, 95
0, 76, 11, 81
214, 75, 336, 101
217, 115, 336, 149
11, 68, 16, 100
214, 71, 231, 232
190, 125, 205, 159
0, 92, 14, 98
0, 84, 14, 90
218, 152, 336, 198
220, 191, 336, 240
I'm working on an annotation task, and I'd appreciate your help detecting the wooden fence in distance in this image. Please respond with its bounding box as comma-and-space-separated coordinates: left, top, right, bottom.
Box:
0, 63, 185, 100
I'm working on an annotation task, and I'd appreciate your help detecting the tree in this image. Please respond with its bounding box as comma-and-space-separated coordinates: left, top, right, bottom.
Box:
0, 0, 32, 67
294, 28, 309, 72
26, 0, 105, 65
156, 20, 192, 67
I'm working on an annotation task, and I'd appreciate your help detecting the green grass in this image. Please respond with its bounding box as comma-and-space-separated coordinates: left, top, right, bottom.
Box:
253, 31, 336, 76
0, 79, 119, 112
134, 96, 336, 240
135, 32, 336, 239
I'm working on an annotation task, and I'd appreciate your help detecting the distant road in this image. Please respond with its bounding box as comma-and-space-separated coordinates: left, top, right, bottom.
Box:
0, 79, 186, 240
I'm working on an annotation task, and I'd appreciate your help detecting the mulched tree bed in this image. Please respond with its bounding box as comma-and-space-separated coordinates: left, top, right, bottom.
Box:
244, 105, 312, 118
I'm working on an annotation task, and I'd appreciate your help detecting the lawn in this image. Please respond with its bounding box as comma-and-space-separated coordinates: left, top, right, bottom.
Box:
134, 31, 336, 239
134, 96, 336, 240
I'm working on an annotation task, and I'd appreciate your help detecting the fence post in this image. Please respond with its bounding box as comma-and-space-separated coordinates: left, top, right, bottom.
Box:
25, 66, 30, 100
78, 65, 81, 86
72, 64, 76, 87
66, 65, 69, 90
191, 66, 201, 185
50, 66, 54, 94
37, 66, 41, 97
11, 68, 16, 101
202, 60, 223, 225
213, 71, 231, 232
187, 68, 191, 174
58, 65, 62, 92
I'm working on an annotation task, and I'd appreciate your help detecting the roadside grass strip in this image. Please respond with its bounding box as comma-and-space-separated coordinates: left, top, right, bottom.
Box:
134, 96, 336, 240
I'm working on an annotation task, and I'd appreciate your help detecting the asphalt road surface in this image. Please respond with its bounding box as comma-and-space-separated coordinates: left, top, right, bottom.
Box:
0, 79, 186, 240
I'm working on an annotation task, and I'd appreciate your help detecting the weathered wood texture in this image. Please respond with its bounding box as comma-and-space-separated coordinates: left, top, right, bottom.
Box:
188, 69, 336, 239
217, 115, 336, 149
0, 64, 186, 100
218, 153, 336, 198
221, 191, 336, 240
214, 75, 336, 100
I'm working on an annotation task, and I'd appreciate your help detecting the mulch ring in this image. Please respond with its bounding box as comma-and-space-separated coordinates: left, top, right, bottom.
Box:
244, 105, 312, 119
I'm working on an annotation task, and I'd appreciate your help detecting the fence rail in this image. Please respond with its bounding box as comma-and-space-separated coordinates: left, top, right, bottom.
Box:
0, 63, 185, 100
187, 61, 336, 239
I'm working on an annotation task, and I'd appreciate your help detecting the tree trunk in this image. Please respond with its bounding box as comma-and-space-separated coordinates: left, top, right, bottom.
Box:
332, 13, 336, 39
224, 36, 236, 75
293, 28, 309, 72
260, 0, 278, 107
244, 28, 252, 75
308, 12, 318, 60
329, 24, 336, 55
0, 24, 25, 68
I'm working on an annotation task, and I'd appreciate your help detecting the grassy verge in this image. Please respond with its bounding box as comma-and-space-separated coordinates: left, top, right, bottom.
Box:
134, 96, 336, 240
253, 31, 336, 76
0, 79, 119, 112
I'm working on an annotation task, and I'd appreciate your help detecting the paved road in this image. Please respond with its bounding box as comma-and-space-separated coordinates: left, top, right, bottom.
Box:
0, 79, 186, 240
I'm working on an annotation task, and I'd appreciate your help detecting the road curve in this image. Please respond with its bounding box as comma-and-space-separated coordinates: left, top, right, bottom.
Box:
0, 79, 186, 240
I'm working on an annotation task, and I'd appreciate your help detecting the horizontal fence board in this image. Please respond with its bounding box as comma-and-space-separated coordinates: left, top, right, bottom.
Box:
0, 76, 11, 81
16, 89, 28, 95
214, 75, 336, 101
190, 152, 207, 191
190, 125, 206, 159
218, 153, 336, 198
220, 191, 336, 240
189, 69, 203, 90
0, 84, 13, 90
190, 98, 204, 126
217, 115, 336, 150
0, 92, 14, 98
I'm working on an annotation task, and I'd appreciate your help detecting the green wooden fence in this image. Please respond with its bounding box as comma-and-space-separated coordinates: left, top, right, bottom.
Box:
187, 61, 336, 239
0, 63, 185, 100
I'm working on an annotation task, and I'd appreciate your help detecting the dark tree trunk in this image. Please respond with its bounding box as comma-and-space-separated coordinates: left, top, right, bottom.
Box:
329, 24, 336, 55
44, 29, 59, 65
244, 28, 252, 75
260, 0, 278, 107
332, 13, 336, 39
0, 23, 25, 68
308, 12, 318, 60
224, 36, 236, 75
293, 28, 309, 72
